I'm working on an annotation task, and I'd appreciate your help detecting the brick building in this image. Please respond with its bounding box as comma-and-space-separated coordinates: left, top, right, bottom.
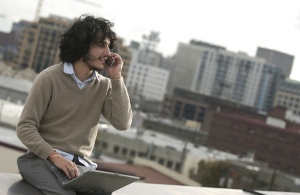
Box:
161, 88, 210, 123
205, 105, 300, 176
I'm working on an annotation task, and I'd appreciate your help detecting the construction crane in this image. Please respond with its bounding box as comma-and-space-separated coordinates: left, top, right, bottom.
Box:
34, 0, 101, 21
34, 0, 44, 22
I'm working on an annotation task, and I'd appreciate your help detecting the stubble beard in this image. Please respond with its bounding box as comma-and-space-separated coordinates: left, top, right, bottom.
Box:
82, 53, 103, 72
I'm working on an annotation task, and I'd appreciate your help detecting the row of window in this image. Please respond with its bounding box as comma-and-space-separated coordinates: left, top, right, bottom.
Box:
98, 141, 181, 172
277, 94, 300, 102
276, 101, 300, 115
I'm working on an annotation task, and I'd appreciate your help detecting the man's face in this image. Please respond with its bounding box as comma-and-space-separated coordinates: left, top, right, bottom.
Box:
82, 38, 111, 71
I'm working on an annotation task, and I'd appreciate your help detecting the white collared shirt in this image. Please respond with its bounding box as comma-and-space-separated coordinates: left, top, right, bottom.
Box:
55, 149, 97, 169
63, 62, 99, 89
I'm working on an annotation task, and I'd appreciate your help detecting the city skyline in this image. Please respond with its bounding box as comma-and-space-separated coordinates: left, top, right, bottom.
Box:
0, 0, 300, 81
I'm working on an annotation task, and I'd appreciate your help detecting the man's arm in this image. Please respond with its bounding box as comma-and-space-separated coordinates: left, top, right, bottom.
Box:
16, 72, 55, 159
101, 52, 132, 130
102, 77, 132, 130
17, 71, 80, 178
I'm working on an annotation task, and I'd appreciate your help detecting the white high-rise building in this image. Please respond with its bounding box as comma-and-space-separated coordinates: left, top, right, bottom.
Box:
170, 41, 275, 108
126, 49, 169, 102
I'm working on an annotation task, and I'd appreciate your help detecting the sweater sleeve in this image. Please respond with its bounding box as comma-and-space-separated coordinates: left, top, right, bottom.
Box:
101, 77, 132, 130
16, 71, 55, 159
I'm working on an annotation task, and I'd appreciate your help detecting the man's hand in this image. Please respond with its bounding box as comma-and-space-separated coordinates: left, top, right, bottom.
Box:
50, 153, 79, 179
105, 52, 123, 80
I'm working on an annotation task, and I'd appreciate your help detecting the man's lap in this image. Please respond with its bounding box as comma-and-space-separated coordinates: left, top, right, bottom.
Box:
17, 152, 75, 195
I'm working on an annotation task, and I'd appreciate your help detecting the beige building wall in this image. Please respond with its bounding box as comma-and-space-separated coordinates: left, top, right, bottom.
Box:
17, 17, 131, 76
17, 16, 71, 72
94, 130, 184, 172
16, 23, 38, 69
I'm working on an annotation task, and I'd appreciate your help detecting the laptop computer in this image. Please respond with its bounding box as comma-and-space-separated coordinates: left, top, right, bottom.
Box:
45, 160, 140, 194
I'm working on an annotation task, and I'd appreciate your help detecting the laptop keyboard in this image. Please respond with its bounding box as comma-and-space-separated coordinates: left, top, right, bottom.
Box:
71, 187, 111, 194
48, 163, 72, 184
55, 168, 110, 194
45, 160, 111, 194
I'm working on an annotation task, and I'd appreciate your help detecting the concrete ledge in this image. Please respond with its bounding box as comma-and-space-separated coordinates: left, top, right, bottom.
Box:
0, 173, 43, 195
2, 173, 300, 195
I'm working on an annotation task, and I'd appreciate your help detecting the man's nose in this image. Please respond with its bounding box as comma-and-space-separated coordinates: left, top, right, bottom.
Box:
104, 47, 111, 56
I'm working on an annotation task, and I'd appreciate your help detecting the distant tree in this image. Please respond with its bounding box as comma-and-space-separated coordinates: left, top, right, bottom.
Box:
190, 160, 230, 187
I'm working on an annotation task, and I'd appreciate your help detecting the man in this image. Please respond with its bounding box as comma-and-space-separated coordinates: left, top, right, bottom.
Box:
16, 15, 132, 194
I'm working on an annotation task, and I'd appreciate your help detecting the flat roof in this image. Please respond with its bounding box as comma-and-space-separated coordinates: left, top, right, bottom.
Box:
0, 75, 32, 93
99, 124, 238, 161
0, 126, 25, 149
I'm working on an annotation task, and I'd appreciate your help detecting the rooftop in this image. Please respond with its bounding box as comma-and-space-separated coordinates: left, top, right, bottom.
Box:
0, 75, 32, 93
96, 162, 184, 185
0, 125, 24, 150
99, 123, 239, 161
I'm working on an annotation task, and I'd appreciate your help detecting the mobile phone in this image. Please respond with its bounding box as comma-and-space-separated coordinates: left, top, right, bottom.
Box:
105, 56, 115, 67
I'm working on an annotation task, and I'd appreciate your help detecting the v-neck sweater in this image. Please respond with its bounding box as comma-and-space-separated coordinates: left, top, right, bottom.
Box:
17, 63, 132, 162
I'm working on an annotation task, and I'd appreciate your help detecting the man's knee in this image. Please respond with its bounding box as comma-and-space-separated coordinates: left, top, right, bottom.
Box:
17, 153, 75, 195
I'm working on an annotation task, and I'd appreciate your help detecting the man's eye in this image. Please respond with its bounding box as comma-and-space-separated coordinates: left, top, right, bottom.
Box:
95, 42, 105, 47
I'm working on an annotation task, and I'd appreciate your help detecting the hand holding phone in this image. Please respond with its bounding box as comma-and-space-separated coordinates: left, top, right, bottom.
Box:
105, 56, 115, 67
105, 53, 122, 80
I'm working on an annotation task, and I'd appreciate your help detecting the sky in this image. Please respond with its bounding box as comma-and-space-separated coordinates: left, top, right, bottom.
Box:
0, 0, 300, 80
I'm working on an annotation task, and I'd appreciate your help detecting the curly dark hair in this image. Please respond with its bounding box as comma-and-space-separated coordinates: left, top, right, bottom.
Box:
59, 14, 117, 63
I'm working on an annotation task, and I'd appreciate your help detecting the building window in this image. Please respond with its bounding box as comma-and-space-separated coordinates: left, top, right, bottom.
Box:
150, 155, 156, 161
121, 148, 128, 156
113, 146, 120, 154
138, 152, 145, 157
129, 150, 136, 157
167, 161, 173, 168
101, 142, 108, 150
158, 158, 165, 165
175, 163, 181, 172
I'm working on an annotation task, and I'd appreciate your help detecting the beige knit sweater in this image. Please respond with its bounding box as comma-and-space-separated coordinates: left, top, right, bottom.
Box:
17, 63, 132, 162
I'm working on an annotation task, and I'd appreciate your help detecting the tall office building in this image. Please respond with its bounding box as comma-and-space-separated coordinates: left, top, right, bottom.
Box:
17, 15, 72, 73
126, 48, 169, 102
159, 56, 176, 93
256, 47, 294, 77
0, 20, 31, 63
254, 64, 283, 111
170, 40, 282, 110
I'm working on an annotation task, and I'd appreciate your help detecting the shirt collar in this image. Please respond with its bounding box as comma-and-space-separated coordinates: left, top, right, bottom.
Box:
63, 62, 74, 75
63, 62, 100, 81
